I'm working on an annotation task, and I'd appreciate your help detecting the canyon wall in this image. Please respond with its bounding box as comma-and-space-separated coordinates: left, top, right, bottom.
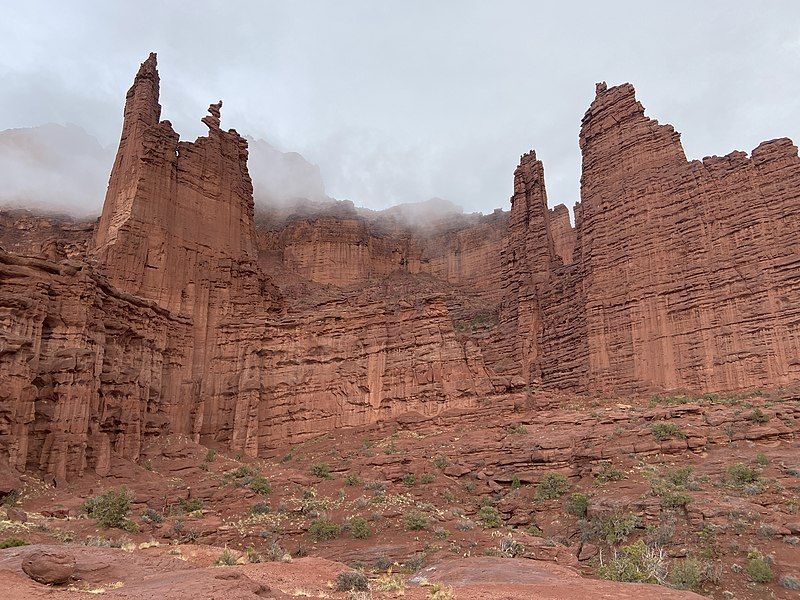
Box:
2, 56, 800, 480
576, 82, 800, 392
0, 55, 497, 477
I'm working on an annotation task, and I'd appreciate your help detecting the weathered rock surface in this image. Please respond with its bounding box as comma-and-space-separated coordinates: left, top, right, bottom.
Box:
1, 55, 800, 481
21, 549, 76, 584
575, 82, 800, 393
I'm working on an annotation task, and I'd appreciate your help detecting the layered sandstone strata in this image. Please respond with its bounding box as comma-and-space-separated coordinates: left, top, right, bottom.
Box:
2, 56, 800, 482
577, 82, 800, 392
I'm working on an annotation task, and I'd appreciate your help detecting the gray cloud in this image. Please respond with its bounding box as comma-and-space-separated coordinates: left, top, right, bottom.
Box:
1, 1, 799, 216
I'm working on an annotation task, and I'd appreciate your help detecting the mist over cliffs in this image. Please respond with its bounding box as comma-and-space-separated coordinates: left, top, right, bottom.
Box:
1, 53, 799, 482
0, 123, 330, 215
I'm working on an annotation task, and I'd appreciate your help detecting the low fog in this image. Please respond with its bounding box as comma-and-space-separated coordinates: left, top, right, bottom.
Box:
1, 2, 799, 218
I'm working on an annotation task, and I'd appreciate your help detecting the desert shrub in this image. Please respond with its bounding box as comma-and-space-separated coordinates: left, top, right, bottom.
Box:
670, 558, 704, 590
375, 572, 406, 592
779, 575, 800, 590
404, 511, 428, 531
215, 548, 237, 566
83, 488, 132, 529
726, 463, 760, 486
478, 505, 502, 528
666, 467, 693, 488
756, 453, 769, 466
511, 475, 522, 490
651, 422, 686, 441
310, 462, 332, 479
179, 497, 204, 514
746, 552, 773, 583
249, 476, 271, 495
599, 539, 666, 583
749, 408, 770, 423
595, 461, 625, 484
661, 491, 692, 509
227, 465, 257, 480
349, 516, 371, 539
404, 552, 427, 572
432, 455, 448, 469
0, 538, 28, 549
428, 582, 455, 599
141, 508, 163, 523
205, 448, 216, 462
402, 473, 417, 487
500, 535, 525, 557
535, 472, 569, 501
506, 423, 527, 435
344, 473, 361, 486
335, 570, 369, 592
567, 492, 589, 518
420, 473, 435, 484
309, 518, 341, 541
251, 501, 270, 515
600, 512, 640, 544
527, 524, 544, 536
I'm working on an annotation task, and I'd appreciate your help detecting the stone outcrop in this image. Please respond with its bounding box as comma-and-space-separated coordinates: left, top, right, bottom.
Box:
1, 56, 800, 480
0, 55, 497, 477
576, 82, 800, 392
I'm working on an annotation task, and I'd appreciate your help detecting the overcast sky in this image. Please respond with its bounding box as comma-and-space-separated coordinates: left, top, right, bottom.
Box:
1, 1, 799, 214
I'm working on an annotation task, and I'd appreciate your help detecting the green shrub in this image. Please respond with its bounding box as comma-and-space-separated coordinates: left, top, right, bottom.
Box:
661, 491, 692, 509
506, 424, 528, 434
755, 453, 769, 466
432, 456, 448, 469
420, 473, 435, 484
205, 448, 216, 462
349, 516, 371, 539
310, 463, 332, 479
595, 461, 625, 484
344, 473, 361, 486
251, 501, 270, 515
511, 475, 522, 490
746, 553, 773, 583
666, 467, 693, 488
404, 511, 428, 531
535, 472, 569, 501
215, 548, 237, 566
651, 422, 686, 441
335, 570, 369, 592
478, 505, 502, 528
402, 473, 417, 487
249, 476, 271, 495
309, 518, 341, 541
600, 512, 640, 544
227, 465, 258, 480
598, 539, 665, 583
0, 538, 27, 549
179, 497, 204, 514
726, 463, 760, 486
83, 488, 132, 529
670, 558, 704, 590
749, 408, 770, 423
567, 492, 589, 518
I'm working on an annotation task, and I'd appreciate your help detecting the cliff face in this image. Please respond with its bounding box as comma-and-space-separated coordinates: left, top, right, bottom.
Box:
1, 57, 800, 480
577, 82, 800, 392
0, 55, 497, 477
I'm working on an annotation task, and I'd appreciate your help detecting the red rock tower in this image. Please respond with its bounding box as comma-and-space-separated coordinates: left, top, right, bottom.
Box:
93, 52, 260, 317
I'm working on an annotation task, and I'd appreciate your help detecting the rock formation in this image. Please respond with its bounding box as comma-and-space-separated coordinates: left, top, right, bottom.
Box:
577, 82, 800, 392
1, 56, 800, 481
